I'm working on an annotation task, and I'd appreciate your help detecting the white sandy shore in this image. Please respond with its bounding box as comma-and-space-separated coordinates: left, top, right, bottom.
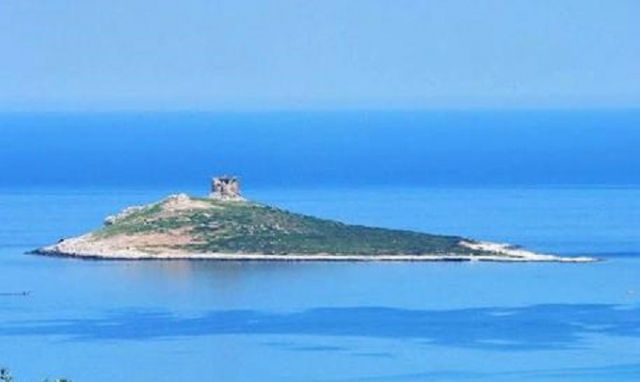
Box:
34, 236, 596, 263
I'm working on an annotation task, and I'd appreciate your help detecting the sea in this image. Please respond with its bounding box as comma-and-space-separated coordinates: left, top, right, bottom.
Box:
0, 111, 639, 381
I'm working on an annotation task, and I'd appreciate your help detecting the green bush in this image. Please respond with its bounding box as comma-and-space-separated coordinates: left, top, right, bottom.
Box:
0, 368, 71, 382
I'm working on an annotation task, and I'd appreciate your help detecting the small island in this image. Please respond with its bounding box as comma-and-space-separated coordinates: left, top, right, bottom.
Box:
33, 177, 595, 262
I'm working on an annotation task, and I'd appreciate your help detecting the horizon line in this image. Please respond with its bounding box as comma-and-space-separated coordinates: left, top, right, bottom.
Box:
1, 106, 640, 115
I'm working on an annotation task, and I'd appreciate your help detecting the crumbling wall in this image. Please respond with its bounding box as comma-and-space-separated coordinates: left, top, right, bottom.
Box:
209, 176, 245, 201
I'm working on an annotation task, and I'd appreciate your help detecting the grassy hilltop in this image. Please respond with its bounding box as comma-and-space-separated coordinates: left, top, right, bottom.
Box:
35, 193, 592, 262
94, 194, 469, 256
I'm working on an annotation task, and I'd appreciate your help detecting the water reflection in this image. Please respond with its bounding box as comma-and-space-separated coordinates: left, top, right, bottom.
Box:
2, 304, 638, 351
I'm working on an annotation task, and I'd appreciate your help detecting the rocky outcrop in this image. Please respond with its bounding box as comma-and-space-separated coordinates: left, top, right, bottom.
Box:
104, 205, 145, 225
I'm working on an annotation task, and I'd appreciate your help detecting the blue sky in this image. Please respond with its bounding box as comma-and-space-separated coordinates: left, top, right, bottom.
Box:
1, 0, 639, 111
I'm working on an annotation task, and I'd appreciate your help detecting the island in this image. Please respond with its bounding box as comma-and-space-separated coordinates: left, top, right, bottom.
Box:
33, 177, 595, 262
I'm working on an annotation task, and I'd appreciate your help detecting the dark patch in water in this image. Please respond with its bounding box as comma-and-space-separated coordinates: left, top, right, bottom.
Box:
1, 304, 639, 351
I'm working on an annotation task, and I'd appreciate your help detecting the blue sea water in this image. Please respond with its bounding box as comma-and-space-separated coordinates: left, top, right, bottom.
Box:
0, 111, 639, 381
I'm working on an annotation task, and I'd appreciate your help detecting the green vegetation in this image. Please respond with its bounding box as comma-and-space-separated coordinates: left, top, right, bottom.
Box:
0, 368, 70, 382
0, 369, 11, 382
94, 196, 476, 257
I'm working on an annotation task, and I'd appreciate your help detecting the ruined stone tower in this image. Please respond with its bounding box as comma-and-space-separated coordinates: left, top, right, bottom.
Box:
209, 176, 245, 201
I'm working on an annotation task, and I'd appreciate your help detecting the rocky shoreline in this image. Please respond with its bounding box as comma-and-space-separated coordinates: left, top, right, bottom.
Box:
32, 236, 596, 263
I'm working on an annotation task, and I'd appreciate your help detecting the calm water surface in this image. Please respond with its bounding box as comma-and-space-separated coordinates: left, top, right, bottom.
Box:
0, 186, 639, 381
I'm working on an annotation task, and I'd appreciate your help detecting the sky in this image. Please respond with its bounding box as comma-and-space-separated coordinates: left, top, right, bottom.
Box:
1, 0, 639, 111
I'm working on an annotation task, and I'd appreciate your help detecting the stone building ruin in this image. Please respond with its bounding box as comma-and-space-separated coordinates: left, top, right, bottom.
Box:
209, 176, 245, 201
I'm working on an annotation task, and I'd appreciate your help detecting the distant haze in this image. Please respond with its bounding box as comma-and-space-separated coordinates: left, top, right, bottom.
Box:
1, 1, 639, 111
1, 111, 639, 188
